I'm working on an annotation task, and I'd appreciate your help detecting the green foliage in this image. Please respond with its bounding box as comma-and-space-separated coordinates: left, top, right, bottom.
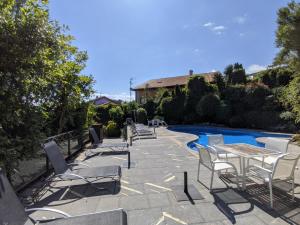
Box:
244, 83, 271, 109
0, 0, 94, 175
257, 67, 294, 87
212, 72, 226, 94
157, 85, 186, 124
229, 115, 246, 128
244, 111, 282, 129
142, 100, 157, 119
159, 97, 173, 123
223, 85, 246, 115
95, 104, 112, 125
280, 75, 300, 123
105, 121, 121, 138
224, 63, 246, 85
196, 94, 220, 121
109, 106, 124, 127
215, 102, 232, 124
275, 1, 300, 69
136, 108, 148, 124
185, 75, 214, 117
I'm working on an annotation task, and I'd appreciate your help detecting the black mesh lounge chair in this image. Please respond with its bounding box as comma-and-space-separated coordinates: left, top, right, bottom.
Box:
130, 125, 157, 140
0, 168, 127, 225
43, 141, 121, 197
88, 128, 131, 168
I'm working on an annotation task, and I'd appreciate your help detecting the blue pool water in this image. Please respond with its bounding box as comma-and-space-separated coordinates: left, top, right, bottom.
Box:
168, 126, 291, 151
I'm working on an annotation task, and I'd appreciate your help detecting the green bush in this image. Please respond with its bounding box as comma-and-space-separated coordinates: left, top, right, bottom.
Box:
109, 106, 124, 127
196, 94, 220, 121
95, 104, 112, 125
185, 76, 214, 115
257, 67, 294, 88
105, 121, 121, 137
229, 115, 245, 128
159, 97, 173, 123
244, 83, 271, 109
136, 108, 148, 124
215, 102, 232, 124
142, 100, 157, 119
244, 111, 281, 129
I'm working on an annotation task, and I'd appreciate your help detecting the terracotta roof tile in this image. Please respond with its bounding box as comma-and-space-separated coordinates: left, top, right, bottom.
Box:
132, 72, 218, 90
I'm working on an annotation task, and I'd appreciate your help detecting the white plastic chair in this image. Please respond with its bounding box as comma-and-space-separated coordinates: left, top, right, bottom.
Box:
250, 137, 290, 167
247, 153, 300, 208
207, 134, 242, 172
195, 143, 240, 191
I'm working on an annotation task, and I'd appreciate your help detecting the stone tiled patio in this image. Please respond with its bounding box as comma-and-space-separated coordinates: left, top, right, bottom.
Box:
22, 127, 300, 225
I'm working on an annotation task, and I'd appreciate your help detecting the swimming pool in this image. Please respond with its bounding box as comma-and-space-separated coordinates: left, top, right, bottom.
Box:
169, 126, 291, 151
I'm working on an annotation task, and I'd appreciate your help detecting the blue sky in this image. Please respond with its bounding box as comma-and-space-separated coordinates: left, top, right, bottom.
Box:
49, 0, 290, 101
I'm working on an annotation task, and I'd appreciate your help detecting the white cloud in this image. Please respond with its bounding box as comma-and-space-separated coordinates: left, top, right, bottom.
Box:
239, 32, 245, 37
203, 22, 214, 27
246, 64, 266, 74
203, 22, 226, 34
234, 15, 247, 24
211, 69, 217, 72
92, 92, 131, 102
212, 25, 226, 31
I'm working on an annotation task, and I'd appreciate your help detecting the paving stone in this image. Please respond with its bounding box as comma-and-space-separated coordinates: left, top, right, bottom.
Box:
22, 127, 300, 225
96, 196, 120, 211
119, 195, 149, 210
128, 208, 162, 225
148, 193, 171, 208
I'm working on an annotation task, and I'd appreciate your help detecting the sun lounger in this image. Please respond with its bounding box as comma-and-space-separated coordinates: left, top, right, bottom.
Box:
0, 168, 127, 225
43, 141, 121, 196
88, 128, 131, 168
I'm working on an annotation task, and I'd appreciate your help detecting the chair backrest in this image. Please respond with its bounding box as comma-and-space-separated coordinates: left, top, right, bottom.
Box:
43, 141, 69, 175
207, 134, 224, 146
0, 168, 31, 225
272, 153, 300, 180
89, 127, 100, 145
265, 138, 290, 153
195, 143, 213, 170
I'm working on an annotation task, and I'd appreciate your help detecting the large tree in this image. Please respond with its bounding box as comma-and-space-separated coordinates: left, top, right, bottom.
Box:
274, 1, 300, 69
0, 0, 94, 175
275, 1, 300, 125
224, 63, 246, 85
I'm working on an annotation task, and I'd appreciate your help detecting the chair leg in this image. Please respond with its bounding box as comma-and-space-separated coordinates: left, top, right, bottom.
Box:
197, 161, 201, 181
235, 170, 240, 190
210, 170, 215, 191
239, 157, 243, 174
292, 178, 295, 201
268, 181, 273, 208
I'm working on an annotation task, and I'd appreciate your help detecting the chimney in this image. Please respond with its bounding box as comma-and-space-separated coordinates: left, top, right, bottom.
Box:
189, 69, 193, 76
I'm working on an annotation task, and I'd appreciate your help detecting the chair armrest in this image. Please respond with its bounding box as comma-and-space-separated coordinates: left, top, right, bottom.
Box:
247, 165, 273, 175
25, 207, 71, 217
207, 145, 218, 155
56, 173, 88, 182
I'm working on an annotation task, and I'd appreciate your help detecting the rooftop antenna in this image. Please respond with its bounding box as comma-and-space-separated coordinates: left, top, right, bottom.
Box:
129, 77, 134, 101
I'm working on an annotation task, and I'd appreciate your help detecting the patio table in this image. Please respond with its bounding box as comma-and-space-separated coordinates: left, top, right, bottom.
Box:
214, 143, 281, 190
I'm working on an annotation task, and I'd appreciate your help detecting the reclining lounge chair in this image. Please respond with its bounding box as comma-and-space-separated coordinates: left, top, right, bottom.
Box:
88, 128, 130, 168
43, 141, 121, 196
0, 168, 127, 225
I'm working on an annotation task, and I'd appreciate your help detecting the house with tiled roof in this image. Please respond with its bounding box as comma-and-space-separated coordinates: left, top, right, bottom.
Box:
132, 70, 217, 103
92, 96, 121, 106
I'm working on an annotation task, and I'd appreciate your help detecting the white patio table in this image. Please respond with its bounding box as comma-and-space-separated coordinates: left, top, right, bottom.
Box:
214, 143, 281, 190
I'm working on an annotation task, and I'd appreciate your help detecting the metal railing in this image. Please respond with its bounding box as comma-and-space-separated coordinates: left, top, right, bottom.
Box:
11, 129, 89, 191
